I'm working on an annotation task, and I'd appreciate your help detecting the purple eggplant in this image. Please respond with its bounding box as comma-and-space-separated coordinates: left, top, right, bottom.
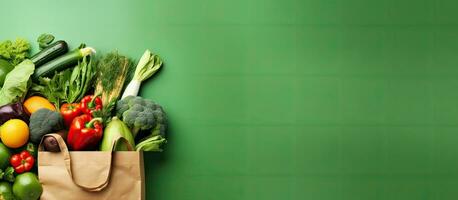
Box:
0, 102, 29, 125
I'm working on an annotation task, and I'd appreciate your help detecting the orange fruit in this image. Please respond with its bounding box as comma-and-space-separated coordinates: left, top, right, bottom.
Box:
23, 96, 55, 115
0, 119, 29, 148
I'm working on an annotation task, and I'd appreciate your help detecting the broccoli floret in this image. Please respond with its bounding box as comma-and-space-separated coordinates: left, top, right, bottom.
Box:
116, 96, 167, 141
116, 96, 168, 152
116, 101, 130, 115
29, 108, 65, 143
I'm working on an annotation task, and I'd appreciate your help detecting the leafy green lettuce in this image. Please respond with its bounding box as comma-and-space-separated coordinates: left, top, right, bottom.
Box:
0, 60, 35, 106
0, 38, 30, 66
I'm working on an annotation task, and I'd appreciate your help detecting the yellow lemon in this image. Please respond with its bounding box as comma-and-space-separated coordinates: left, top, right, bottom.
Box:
0, 119, 29, 148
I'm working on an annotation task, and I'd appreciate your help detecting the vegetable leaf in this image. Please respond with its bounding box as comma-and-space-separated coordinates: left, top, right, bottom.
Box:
31, 56, 95, 109
37, 33, 55, 49
0, 60, 35, 106
3, 167, 15, 182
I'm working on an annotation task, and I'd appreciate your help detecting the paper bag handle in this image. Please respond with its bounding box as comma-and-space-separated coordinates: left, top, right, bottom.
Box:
39, 133, 134, 192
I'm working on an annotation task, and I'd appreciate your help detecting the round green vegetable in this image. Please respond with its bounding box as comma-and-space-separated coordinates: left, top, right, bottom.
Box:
0, 182, 12, 193
0, 181, 14, 200
13, 172, 42, 200
0, 142, 11, 170
29, 108, 64, 143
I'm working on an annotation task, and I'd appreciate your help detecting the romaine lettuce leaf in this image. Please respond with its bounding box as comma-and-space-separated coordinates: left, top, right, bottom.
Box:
0, 60, 35, 106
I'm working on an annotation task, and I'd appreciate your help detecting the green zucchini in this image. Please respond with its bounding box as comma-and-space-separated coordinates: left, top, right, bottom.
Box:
30, 40, 68, 67
33, 47, 95, 79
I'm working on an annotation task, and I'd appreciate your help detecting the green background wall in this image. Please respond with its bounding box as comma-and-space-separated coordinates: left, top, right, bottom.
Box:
2, 0, 458, 199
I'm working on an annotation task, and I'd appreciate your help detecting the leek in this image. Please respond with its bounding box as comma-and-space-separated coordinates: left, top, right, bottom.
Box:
121, 50, 162, 99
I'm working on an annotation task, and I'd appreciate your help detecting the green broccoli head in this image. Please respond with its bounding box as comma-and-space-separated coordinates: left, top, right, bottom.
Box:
29, 108, 64, 143
116, 96, 167, 136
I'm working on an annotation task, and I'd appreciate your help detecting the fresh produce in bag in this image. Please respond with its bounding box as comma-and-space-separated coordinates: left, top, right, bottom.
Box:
0, 33, 169, 200
38, 134, 143, 200
42, 130, 67, 152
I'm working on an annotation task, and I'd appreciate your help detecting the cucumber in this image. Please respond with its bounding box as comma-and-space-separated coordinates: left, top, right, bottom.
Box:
30, 40, 68, 67
33, 47, 95, 79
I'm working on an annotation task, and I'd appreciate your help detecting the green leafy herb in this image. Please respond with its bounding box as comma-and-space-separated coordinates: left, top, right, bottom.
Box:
30, 69, 71, 109
37, 33, 55, 49
0, 167, 16, 182
68, 56, 96, 102
94, 52, 132, 121
31, 56, 96, 109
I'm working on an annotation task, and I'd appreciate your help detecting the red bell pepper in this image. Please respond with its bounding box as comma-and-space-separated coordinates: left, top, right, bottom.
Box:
80, 95, 102, 115
67, 114, 103, 151
60, 103, 82, 127
10, 150, 35, 174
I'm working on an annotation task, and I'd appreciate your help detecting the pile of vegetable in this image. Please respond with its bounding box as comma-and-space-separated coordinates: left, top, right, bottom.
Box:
0, 34, 167, 200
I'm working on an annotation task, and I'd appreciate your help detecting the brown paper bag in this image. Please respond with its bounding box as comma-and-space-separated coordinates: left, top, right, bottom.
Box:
38, 134, 145, 200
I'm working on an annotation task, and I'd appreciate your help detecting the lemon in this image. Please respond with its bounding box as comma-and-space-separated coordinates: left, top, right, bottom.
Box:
0, 119, 29, 148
